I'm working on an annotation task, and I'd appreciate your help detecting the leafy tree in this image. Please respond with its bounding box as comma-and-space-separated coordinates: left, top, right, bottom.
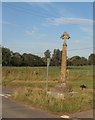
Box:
2, 47, 13, 66
22, 53, 33, 66
80, 57, 88, 66
2, 46, 95, 67
51, 49, 62, 66
44, 49, 51, 58
69, 56, 88, 66
11, 52, 23, 66
22, 53, 29, 66
22, 53, 45, 66
2, 47, 45, 67
67, 58, 72, 66
88, 53, 95, 65
69, 56, 81, 66
44, 49, 51, 64
33, 55, 45, 66
0, 46, 2, 64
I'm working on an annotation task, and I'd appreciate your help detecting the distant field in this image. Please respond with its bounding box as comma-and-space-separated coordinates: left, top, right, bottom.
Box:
2, 66, 94, 114
2, 66, 93, 90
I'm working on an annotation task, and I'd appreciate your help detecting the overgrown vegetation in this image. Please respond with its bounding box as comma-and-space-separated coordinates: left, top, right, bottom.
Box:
2, 66, 93, 114
12, 88, 93, 115
2, 66, 93, 89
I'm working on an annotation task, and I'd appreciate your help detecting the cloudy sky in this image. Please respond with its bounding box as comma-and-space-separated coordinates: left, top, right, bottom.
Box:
2, 2, 93, 58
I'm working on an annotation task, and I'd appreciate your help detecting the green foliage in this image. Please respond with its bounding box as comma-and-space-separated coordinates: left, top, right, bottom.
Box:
11, 52, 23, 66
12, 88, 93, 114
2, 66, 93, 90
0, 46, 2, 64
68, 56, 88, 66
2, 47, 45, 66
3, 66, 93, 114
88, 53, 95, 65
51, 49, 62, 66
2, 67, 46, 81
43, 49, 51, 65
22, 53, 45, 66
2, 47, 13, 66
2, 47, 95, 66
44, 49, 51, 58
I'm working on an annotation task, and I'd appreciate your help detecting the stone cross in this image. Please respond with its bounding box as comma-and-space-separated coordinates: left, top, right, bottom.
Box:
60, 32, 70, 85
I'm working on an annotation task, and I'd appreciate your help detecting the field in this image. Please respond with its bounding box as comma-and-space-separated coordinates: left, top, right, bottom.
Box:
2, 66, 94, 115
2, 66, 93, 89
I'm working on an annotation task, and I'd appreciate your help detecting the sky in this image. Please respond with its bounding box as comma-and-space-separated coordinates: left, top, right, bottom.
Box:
2, 2, 93, 58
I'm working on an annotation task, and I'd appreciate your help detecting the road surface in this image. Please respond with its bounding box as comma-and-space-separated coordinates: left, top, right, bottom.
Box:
70, 109, 93, 119
2, 97, 59, 118
2, 88, 59, 118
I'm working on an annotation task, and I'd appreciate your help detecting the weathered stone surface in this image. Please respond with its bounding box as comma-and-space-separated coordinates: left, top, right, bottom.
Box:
60, 32, 70, 84
55, 83, 73, 93
47, 91, 65, 99
60, 32, 70, 40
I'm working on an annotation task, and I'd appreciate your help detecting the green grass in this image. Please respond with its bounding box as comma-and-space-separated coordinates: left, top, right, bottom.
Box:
2, 66, 93, 90
12, 88, 93, 115
2, 66, 93, 114
2, 67, 47, 81
68, 65, 93, 70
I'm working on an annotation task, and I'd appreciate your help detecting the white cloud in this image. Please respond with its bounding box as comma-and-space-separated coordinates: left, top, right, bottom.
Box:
28, 2, 52, 12
26, 26, 37, 35
26, 26, 47, 38
80, 27, 93, 33
46, 17, 94, 25
35, 3, 51, 12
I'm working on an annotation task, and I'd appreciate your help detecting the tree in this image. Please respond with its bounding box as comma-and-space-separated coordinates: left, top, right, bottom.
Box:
2, 46, 94, 67
88, 53, 95, 65
80, 57, 88, 66
2, 47, 45, 67
69, 56, 81, 66
22, 53, 45, 66
2, 47, 13, 66
51, 49, 62, 66
43, 49, 51, 64
22, 53, 37, 66
0, 46, 2, 64
67, 58, 72, 66
11, 52, 23, 66
69, 56, 88, 66
33, 55, 45, 66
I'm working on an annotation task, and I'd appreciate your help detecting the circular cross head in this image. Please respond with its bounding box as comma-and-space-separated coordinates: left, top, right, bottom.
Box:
60, 32, 70, 40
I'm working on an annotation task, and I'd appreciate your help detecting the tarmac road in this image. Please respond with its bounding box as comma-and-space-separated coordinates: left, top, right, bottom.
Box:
2, 88, 59, 118
70, 109, 94, 119
2, 97, 59, 118
1, 87, 59, 118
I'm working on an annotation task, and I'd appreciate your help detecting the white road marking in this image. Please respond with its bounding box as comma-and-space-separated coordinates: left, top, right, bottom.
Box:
0, 94, 5, 97
60, 115, 70, 118
0, 93, 11, 98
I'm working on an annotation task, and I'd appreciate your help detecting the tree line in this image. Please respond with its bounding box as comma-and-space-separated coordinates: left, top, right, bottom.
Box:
2, 47, 95, 66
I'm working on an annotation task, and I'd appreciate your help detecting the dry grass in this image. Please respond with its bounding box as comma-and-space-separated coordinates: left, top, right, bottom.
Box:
12, 88, 93, 115
3, 66, 93, 114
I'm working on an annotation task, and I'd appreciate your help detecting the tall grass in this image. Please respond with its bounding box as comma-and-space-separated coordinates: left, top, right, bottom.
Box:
2, 66, 93, 90
2, 67, 47, 81
12, 88, 93, 114
3, 66, 93, 114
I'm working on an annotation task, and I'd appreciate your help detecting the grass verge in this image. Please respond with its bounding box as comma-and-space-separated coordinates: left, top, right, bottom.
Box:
12, 88, 93, 115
